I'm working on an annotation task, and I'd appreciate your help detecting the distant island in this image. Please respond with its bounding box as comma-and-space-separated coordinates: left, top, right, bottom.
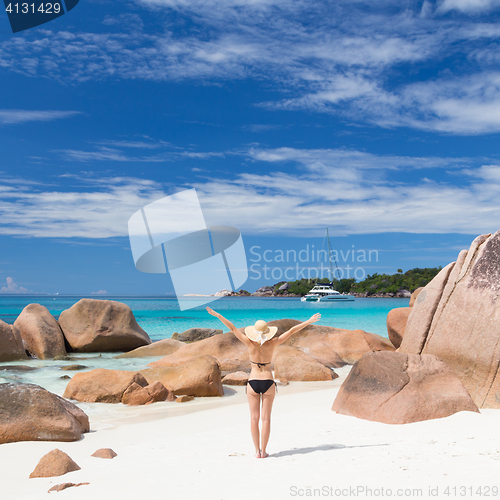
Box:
220, 267, 442, 298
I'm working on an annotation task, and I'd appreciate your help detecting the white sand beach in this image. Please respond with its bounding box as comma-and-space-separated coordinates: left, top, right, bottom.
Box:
1, 366, 498, 500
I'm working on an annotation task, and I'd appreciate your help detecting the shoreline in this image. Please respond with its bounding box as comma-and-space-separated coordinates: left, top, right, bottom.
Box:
0, 292, 415, 300
181, 294, 413, 299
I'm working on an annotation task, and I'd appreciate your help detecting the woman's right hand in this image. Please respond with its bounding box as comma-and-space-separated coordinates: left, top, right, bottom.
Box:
309, 313, 321, 324
206, 307, 219, 317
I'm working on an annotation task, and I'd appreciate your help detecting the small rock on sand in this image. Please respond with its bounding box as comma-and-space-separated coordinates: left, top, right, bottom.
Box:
91, 448, 117, 459
176, 395, 194, 403
48, 482, 89, 492
29, 449, 80, 478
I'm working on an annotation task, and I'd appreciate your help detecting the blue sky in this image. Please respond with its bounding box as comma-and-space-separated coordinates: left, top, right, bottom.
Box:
0, 0, 500, 295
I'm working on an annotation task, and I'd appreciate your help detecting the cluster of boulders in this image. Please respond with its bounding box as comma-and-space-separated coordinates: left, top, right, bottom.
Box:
251, 285, 300, 297
140, 319, 394, 384
1, 313, 397, 444
214, 289, 251, 297
333, 229, 500, 424
1, 299, 151, 360
400, 230, 500, 409
63, 369, 177, 404
58, 320, 395, 405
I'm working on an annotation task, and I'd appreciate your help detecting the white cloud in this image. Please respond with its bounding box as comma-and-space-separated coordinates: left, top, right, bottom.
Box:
243, 124, 283, 132
197, 149, 500, 235
0, 149, 497, 239
438, 0, 500, 13
270, 72, 500, 135
0, 110, 81, 125
0, 277, 29, 294
91, 290, 108, 295
54, 147, 169, 162
0, 176, 169, 238
94, 139, 171, 149
53, 144, 225, 162
395, 72, 500, 134
246, 147, 462, 170
1, 3, 500, 134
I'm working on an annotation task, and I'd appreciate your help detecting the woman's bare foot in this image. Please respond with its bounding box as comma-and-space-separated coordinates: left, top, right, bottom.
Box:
260, 451, 269, 458
255, 450, 261, 458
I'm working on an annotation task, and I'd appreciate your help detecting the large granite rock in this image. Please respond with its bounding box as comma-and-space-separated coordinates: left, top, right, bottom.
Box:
386, 307, 411, 349
172, 328, 223, 342
385, 288, 423, 349
0, 320, 28, 362
409, 287, 424, 307
332, 351, 479, 424
63, 368, 149, 403
13, 304, 66, 359
143, 355, 224, 397
115, 338, 183, 358
221, 371, 249, 385
29, 449, 80, 478
273, 345, 337, 381
58, 299, 151, 352
400, 230, 500, 409
150, 332, 250, 373
0, 383, 89, 444
272, 319, 395, 365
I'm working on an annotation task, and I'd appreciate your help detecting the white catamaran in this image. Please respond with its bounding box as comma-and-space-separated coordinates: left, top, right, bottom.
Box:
301, 229, 355, 302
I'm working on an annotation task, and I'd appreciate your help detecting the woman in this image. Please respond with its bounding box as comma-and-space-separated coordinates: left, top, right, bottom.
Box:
206, 307, 321, 458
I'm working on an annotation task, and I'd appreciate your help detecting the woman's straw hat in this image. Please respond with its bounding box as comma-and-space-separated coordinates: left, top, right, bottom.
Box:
245, 320, 278, 345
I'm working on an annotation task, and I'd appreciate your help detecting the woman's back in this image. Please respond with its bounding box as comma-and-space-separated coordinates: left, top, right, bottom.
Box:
247, 340, 276, 364
247, 340, 278, 379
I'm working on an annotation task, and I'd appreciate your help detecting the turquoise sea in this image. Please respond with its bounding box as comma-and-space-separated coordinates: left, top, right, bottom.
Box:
0, 295, 407, 395
0, 295, 408, 340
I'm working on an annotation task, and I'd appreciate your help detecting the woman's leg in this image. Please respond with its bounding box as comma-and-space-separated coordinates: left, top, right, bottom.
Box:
260, 385, 276, 458
247, 385, 261, 457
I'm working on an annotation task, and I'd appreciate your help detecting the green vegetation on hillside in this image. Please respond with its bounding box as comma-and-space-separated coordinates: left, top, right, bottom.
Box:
350, 267, 441, 295
272, 267, 441, 296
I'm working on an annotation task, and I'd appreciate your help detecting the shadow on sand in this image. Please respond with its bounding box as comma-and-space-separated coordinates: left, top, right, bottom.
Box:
271, 443, 388, 458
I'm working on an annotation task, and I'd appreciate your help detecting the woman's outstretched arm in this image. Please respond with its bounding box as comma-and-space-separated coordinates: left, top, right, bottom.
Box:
273, 313, 321, 345
206, 307, 251, 345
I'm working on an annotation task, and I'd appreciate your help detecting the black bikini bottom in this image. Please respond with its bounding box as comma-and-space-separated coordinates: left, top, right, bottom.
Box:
246, 379, 276, 394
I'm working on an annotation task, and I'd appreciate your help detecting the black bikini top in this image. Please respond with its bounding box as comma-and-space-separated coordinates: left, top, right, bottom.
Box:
250, 360, 272, 369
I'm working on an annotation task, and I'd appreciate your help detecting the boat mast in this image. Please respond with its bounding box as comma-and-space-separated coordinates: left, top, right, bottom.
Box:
326, 227, 334, 283
326, 227, 342, 284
